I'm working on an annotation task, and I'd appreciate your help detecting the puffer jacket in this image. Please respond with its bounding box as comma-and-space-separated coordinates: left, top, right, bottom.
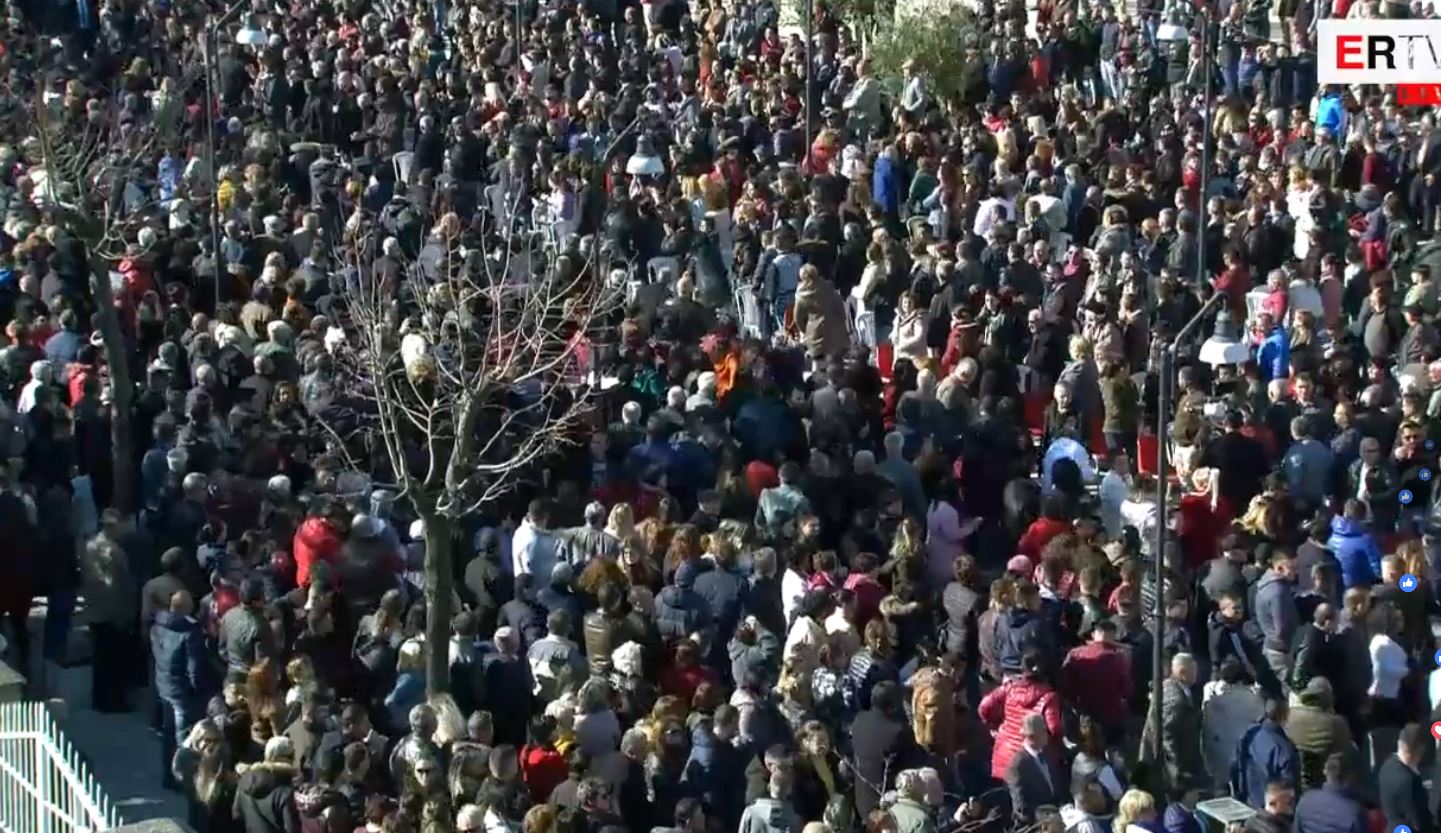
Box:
655, 585, 712, 640
233, 761, 300, 833
1326, 515, 1381, 589
978, 677, 1063, 780
293, 517, 343, 588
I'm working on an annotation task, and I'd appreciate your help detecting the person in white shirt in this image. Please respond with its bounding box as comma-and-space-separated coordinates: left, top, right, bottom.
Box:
511, 498, 564, 582
1098, 451, 1133, 539
783, 591, 826, 675
1368, 603, 1409, 723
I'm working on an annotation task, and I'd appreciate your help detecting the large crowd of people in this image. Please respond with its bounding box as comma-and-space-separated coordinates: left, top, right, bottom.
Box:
0, 0, 1440, 832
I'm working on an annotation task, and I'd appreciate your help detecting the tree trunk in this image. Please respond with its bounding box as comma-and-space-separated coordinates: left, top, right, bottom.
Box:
89, 259, 136, 514
423, 513, 455, 696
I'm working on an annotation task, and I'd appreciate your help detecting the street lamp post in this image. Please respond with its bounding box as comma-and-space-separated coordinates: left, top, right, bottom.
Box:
203, 0, 250, 311
1148, 0, 1215, 768
804, 0, 814, 162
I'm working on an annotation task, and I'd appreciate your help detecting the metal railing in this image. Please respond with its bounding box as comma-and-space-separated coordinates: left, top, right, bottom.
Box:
0, 702, 123, 833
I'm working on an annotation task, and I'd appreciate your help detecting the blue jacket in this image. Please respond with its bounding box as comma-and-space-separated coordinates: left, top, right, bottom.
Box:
1327, 515, 1382, 589
384, 672, 427, 731
1282, 439, 1334, 507
1253, 570, 1297, 654
655, 585, 713, 641
1316, 94, 1347, 137
682, 725, 744, 820
694, 566, 746, 647
1230, 719, 1300, 807
1296, 784, 1368, 833
151, 610, 209, 705
1258, 327, 1290, 382
873, 155, 899, 214
1163, 804, 1204, 833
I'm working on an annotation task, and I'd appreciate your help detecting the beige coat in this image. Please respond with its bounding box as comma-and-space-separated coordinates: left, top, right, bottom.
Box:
792, 278, 850, 359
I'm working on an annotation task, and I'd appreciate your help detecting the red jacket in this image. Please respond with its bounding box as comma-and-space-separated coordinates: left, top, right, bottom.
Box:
1177, 493, 1234, 570
978, 677, 1063, 780
1016, 517, 1070, 560
293, 517, 344, 588
1059, 640, 1132, 728
520, 744, 567, 803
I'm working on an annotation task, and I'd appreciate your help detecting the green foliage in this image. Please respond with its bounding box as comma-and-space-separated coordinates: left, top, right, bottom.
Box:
868, 3, 978, 101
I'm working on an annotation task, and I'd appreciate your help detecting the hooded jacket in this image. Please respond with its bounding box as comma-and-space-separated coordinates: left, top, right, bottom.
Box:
978, 677, 1063, 780
233, 762, 300, 833
994, 607, 1055, 674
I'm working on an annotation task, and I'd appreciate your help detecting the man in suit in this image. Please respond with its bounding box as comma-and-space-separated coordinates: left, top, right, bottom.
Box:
1409, 114, 1441, 236
1379, 723, 1435, 833
1006, 713, 1064, 825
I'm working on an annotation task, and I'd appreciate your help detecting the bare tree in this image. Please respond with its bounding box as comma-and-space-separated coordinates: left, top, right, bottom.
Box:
14, 68, 195, 512
329, 185, 624, 694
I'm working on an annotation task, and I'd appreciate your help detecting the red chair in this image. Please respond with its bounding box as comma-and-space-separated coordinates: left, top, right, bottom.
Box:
877, 342, 894, 382
1136, 434, 1159, 477
1022, 390, 1048, 438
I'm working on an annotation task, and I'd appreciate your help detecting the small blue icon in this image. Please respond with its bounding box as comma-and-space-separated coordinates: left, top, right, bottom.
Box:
1433, 648, 1441, 667
1396, 826, 1413, 833
1429, 439, 1437, 451
1401, 574, 1419, 593
1401, 489, 1415, 505
1424, 469, 1434, 482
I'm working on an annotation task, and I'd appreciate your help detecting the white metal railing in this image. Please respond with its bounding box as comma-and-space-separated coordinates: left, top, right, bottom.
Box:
0, 702, 123, 833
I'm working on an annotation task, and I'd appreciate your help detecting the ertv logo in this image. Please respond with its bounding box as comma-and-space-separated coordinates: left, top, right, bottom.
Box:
1320, 20, 1441, 104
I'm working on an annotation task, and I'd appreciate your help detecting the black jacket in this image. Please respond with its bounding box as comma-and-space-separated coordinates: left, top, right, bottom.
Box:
232, 762, 299, 833
850, 708, 915, 818
1379, 755, 1434, 833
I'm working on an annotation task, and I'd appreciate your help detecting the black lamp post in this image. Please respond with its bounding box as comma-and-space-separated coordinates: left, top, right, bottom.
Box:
203, 0, 251, 311
804, 0, 815, 161
1148, 0, 1215, 767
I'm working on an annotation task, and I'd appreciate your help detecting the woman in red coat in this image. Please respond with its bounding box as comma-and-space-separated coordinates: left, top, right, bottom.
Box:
978, 650, 1064, 780
292, 508, 345, 588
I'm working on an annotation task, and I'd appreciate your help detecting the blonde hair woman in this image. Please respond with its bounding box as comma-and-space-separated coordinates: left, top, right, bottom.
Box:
605, 504, 640, 551
1113, 789, 1158, 833
430, 693, 468, 749
174, 719, 237, 832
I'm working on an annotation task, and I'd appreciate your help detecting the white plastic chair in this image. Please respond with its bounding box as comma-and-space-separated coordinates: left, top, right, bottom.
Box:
392, 151, 415, 185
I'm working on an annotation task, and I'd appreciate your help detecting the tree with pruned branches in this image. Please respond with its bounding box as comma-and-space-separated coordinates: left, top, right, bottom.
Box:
324, 182, 625, 694
4, 61, 200, 513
